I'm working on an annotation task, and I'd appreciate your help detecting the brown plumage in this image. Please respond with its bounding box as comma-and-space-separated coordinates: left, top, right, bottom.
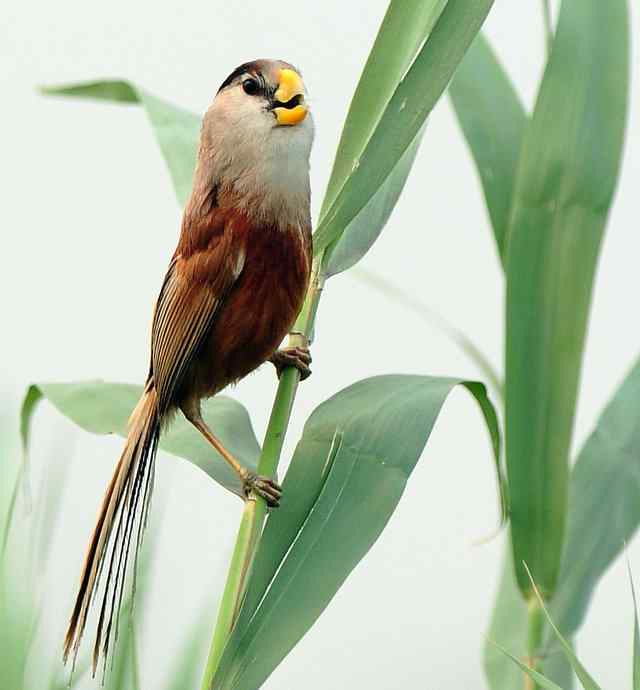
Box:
63, 59, 314, 673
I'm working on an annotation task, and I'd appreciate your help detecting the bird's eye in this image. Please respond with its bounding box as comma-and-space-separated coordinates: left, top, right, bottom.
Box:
242, 79, 259, 96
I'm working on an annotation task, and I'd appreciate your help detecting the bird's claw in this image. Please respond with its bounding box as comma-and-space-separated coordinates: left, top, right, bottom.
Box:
242, 471, 282, 507
270, 346, 312, 380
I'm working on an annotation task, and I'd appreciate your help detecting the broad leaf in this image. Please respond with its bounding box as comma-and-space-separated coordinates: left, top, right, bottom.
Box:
353, 267, 503, 396
320, 0, 449, 220
505, 0, 629, 597
213, 374, 504, 690
313, 0, 495, 256
551, 356, 640, 634
42, 81, 200, 207
322, 127, 425, 277
20, 382, 260, 496
42, 78, 424, 278
488, 357, 640, 687
449, 33, 526, 266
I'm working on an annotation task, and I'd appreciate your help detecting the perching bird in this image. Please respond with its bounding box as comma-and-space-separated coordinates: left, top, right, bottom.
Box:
63, 59, 314, 673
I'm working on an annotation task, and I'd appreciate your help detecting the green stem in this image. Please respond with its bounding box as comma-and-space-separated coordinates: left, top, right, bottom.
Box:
541, 0, 553, 58
199, 259, 325, 690
525, 595, 544, 690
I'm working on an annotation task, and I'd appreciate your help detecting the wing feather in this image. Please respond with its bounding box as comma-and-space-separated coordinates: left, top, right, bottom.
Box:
150, 233, 245, 413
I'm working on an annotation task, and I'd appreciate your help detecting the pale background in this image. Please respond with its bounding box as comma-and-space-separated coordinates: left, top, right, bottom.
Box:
2, 0, 640, 687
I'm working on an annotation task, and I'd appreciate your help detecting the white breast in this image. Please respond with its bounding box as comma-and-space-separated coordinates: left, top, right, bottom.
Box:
202, 91, 315, 229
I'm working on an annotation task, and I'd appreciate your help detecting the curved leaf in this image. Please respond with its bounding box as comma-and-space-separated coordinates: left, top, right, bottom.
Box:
20, 381, 260, 496
313, 0, 495, 257
41, 81, 200, 207
320, 0, 449, 220
322, 127, 425, 277
449, 33, 527, 266
551, 356, 640, 634
213, 374, 504, 690
487, 356, 640, 687
353, 266, 503, 396
505, 0, 629, 597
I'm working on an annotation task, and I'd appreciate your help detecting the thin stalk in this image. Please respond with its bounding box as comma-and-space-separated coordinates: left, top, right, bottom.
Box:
541, 0, 553, 58
525, 595, 544, 690
352, 267, 503, 399
200, 258, 325, 690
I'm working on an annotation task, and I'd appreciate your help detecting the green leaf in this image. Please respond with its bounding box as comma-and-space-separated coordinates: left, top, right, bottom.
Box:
526, 566, 603, 690
485, 548, 530, 690
213, 374, 504, 690
320, 0, 449, 220
505, 0, 629, 597
353, 266, 503, 397
42, 81, 200, 206
20, 381, 260, 496
551, 356, 640, 635
448, 33, 527, 266
487, 355, 640, 689
322, 126, 425, 276
1, 422, 78, 689
313, 0, 495, 257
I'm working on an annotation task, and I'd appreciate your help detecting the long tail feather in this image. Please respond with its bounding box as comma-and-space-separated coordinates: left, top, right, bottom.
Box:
63, 386, 160, 674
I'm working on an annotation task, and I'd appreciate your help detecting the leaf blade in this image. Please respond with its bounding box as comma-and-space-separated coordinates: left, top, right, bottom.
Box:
314, 0, 495, 257
213, 374, 503, 690
322, 126, 425, 276
487, 355, 640, 688
551, 356, 640, 634
20, 381, 260, 496
505, 0, 629, 597
320, 0, 449, 220
353, 266, 503, 397
449, 33, 527, 265
42, 81, 200, 206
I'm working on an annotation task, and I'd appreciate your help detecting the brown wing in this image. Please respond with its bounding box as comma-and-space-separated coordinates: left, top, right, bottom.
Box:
150, 225, 245, 414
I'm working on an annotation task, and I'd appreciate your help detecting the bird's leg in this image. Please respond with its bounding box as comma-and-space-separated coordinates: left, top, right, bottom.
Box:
183, 409, 282, 507
270, 345, 312, 380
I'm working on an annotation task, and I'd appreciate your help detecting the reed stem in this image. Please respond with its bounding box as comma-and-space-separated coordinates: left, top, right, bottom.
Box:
199, 259, 325, 690
525, 595, 544, 690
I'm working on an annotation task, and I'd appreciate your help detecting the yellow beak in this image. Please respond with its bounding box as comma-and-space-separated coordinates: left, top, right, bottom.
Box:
273, 68, 308, 126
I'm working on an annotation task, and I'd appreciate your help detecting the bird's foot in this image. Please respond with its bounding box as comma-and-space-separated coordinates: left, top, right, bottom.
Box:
241, 470, 282, 507
270, 346, 312, 380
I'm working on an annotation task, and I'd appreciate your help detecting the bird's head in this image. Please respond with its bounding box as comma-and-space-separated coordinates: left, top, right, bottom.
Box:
216, 59, 310, 127
196, 59, 314, 225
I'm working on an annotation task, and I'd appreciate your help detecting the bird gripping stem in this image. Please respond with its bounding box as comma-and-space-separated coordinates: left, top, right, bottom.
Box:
200, 258, 325, 690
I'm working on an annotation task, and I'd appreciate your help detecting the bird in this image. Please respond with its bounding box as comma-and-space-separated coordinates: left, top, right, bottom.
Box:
63, 59, 315, 674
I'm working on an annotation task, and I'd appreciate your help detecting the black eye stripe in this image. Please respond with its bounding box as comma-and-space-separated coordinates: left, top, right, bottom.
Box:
218, 65, 264, 93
